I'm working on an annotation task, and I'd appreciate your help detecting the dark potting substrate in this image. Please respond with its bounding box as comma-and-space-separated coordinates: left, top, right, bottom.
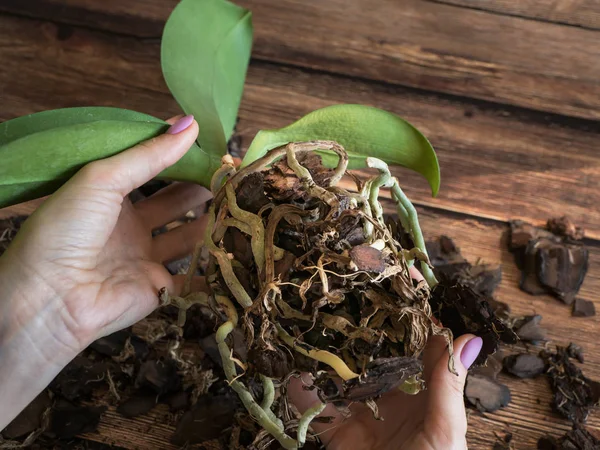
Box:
509, 217, 590, 308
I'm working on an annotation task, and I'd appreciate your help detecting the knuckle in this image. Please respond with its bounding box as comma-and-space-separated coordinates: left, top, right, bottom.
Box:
137, 137, 159, 151
78, 161, 108, 183
447, 375, 467, 398
431, 370, 466, 398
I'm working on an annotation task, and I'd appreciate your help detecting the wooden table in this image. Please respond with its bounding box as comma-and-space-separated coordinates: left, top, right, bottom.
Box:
1, 0, 599, 448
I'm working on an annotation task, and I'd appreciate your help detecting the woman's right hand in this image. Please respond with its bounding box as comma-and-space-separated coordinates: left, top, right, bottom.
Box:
288, 333, 481, 450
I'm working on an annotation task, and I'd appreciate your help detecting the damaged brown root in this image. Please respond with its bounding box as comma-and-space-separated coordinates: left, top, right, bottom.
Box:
170, 141, 450, 449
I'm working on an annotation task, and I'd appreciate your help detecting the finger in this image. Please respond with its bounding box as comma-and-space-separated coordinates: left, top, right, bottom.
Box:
287, 373, 346, 446
424, 334, 482, 447
136, 182, 212, 230
152, 215, 209, 263
165, 115, 184, 125
73, 115, 198, 197
99, 262, 175, 338
172, 275, 208, 296
422, 334, 450, 383
409, 265, 424, 282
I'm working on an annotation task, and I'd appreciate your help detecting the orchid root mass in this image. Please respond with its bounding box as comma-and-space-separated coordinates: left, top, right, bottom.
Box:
166, 141, 453, 449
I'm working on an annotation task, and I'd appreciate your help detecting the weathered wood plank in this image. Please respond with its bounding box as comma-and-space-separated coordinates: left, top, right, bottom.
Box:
429, 0, 600, 30
1, 0, 600, 119
0, 0, 171, 38
1, 14, 599, 238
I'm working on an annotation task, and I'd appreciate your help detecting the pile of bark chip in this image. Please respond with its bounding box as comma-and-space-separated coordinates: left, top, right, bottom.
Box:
426, 236, 516, 414
540, 345, 600, 423
509, 217, 589, 307
465, 351, 511, 413
427, 236, 517, 366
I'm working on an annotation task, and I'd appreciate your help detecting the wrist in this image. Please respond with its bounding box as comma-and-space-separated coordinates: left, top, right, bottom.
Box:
0, 253, 84, 430
0, 252, 82, 362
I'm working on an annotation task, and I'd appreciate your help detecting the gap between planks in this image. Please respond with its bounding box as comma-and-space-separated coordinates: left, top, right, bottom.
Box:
426, 0, 600, 31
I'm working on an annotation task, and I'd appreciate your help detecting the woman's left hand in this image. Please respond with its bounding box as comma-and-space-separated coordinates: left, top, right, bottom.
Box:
0, 115, 208, 429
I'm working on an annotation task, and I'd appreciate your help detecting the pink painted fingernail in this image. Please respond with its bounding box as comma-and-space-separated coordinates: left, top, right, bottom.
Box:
460, 336, 483, 370
409, 265, 425, 282
167, 115, 194, 134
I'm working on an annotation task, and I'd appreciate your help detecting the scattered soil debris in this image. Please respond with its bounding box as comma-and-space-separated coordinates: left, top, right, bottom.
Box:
50, 355, 121, 402
135, 359, 182, 395
572, 298, 596, 318
466, 351, 511, 413
471, 351, 504, 380
540, 345, 600, 423
50, 400, 106, 439
538, 425, 600, 450
503, 354, 546, 379
512, 314, 547, 343
90, 328, 148, 359
567, 343, 585, 364
426, 236, 516, 413
171, 393, 238, 445
2, 391, 51, 439
116, 395, 157, 418
464, 373, 511, 412
431, 276, 517, 366
493, 432, 514, 450
0, 215, 26, 256
427, 235, 515, 366
509, 219, 588, 305
426, 235, 503, 298
547, 216, 585, 241
162, 391, 189, 412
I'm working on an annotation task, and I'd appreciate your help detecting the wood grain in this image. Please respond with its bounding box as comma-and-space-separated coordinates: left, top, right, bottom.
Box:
1, 0, 600, 119
1, 14, 599, 238
429, 0, 600, 30
0, 0, 173, 38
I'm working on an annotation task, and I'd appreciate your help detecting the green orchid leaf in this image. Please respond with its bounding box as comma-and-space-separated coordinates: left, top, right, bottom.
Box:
242, 104, 440, 196
162, 0, 253, 157
0, 107, 163, 146
0, 120, 220, 209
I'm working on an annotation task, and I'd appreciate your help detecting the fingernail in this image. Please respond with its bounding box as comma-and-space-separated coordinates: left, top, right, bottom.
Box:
460, 336, 483, 370
409, 266, 424, 282
167, 115, 194, 134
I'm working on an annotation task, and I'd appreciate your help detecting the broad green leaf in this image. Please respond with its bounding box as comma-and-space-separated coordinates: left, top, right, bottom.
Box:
0, 107, 163, 146
242, 104, 440, 196
161, 0, 252, 157
0, 120, 220, 208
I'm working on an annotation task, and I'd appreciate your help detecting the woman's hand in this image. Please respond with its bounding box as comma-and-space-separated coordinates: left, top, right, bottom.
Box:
0, 115, 209, 429
288, 268, 482, 450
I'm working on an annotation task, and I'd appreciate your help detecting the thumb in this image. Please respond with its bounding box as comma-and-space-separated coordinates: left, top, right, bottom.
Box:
72, 115, 198, 196
424, 334, 482, 449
